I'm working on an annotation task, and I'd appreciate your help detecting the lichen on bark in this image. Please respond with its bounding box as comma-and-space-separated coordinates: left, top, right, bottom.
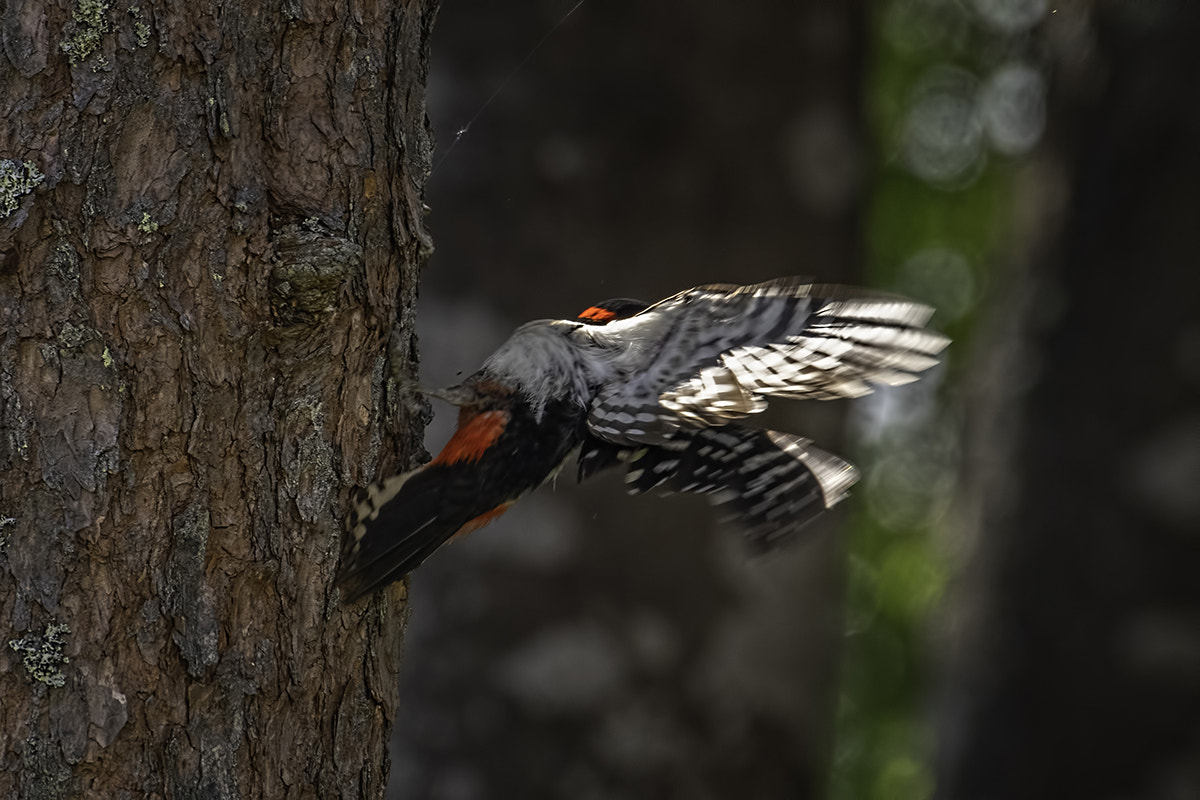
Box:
59, 0, 111, 66
0, 159, 43, 218
9, 622, 71, 687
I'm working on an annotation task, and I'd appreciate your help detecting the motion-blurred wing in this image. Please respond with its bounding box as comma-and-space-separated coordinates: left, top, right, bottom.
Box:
578, 424, 859, 551
587, 278, 949, 445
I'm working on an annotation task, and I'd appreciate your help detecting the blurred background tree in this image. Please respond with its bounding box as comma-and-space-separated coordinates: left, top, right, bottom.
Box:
938, 2, 1200, 798
398, 0, 1200, 799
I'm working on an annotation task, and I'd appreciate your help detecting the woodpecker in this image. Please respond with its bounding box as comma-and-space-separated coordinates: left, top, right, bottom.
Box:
337, 278, 950, 600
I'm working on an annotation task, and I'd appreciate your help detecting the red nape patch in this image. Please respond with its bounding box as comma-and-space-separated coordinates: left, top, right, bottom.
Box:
577, 305, 618, 323
430, 409, 509, 466
453, 501, 515, 539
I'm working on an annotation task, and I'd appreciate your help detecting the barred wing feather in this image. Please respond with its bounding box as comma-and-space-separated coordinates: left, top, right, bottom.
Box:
587, 279, 949, 446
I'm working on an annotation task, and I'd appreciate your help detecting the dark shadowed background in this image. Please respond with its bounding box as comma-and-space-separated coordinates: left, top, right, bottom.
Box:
389, 2, 1200, 799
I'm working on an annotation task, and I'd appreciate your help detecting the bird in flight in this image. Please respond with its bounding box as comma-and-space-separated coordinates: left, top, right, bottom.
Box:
337, 278, 950, 600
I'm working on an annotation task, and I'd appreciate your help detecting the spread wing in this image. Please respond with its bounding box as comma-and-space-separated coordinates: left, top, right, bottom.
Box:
579, 425, 860, 551
586, 278, 949, 445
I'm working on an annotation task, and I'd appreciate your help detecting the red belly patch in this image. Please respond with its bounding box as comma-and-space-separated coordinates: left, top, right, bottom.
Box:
430, 409, 510, 466
453, 501, 515, 539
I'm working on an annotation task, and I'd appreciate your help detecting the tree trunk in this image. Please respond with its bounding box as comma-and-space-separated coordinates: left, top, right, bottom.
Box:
0, 1, 436, 796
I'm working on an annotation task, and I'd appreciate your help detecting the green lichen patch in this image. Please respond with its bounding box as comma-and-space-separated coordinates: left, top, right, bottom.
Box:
129, 5, 150, 47
0, 159, 44, 218
60, 0, 110, 66
56, 321, 93, 349
47, 236, 82, 288
137, 211, 158, 233
9, 622, 71, 687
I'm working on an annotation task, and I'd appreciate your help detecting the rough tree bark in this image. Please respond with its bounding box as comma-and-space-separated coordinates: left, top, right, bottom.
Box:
0, 1, 435, 796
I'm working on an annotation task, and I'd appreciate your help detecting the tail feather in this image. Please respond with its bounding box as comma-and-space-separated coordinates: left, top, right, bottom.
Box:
337, 465, 478, 601
338, 395, 586, 599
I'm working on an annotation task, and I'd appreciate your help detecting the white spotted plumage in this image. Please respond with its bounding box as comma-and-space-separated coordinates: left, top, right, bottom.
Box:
572, 281, 946, 443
